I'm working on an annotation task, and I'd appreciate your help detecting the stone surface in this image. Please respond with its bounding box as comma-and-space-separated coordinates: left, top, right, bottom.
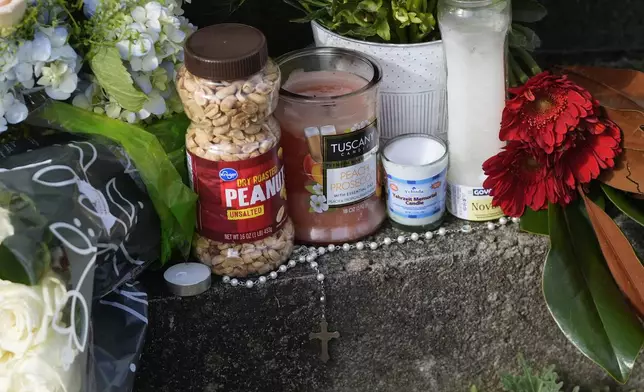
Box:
135, 216, 644, 392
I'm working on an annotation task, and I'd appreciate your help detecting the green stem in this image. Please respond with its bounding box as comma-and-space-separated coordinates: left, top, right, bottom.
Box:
508, 64, 518, 88
509, 54, 529, 85
515, 47, 542, 76
409, 25, 419, 42
410, 0, 423, 42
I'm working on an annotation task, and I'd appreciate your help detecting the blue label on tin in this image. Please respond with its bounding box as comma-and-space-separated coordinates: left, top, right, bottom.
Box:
386, 168, 447, 220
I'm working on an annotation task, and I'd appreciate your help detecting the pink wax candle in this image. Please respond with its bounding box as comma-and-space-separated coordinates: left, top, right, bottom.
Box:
275, 48, 386, 244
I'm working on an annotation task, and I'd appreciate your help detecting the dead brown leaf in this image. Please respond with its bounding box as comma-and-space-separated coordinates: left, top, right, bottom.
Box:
579, 187, 644, 317
562, 67, 644, 195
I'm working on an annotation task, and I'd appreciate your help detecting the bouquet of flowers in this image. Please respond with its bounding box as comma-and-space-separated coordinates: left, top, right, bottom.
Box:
0, 0, 195, 129
483, 68, 644, 384
0, 0, 198, 260
0, 0, 199, 390
0, 128, 162, 392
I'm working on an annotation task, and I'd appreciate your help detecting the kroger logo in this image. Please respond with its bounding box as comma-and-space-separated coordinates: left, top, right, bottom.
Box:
473, 188, 492, 197
219, 168, 238, 181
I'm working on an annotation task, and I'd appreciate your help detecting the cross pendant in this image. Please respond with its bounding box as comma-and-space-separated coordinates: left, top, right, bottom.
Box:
310, 320, 340, 363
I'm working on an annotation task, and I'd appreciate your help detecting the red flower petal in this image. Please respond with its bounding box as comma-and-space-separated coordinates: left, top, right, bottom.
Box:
483, 143, 570, 216
501, 71, 596, 152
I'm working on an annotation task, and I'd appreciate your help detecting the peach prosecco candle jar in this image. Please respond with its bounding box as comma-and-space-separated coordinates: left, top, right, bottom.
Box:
274, 47, 386, 244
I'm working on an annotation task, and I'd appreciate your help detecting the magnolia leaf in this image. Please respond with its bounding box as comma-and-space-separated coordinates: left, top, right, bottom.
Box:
564, 66, 644, 108
512, 0, 547, 23
544, 201, 644, 383
89, 46, 148, 112
579, 187, 644, 316
520, 207, 548, 236
601, 184, 644, 227
563, 67, 644, 195
564, 67, 642, 111
599, 108, 644, 195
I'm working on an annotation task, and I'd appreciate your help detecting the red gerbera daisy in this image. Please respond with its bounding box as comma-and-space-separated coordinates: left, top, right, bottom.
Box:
554, 116, 622, 189
482, 142, 574, 217
500, 72, 596, 154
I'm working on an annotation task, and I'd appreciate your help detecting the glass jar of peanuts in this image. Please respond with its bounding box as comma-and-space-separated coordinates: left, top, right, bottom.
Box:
179, 23, 294, 278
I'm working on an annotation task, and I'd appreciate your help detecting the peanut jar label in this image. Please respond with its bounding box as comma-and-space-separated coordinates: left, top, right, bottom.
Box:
187, 144, 288, 242
302, 120, 379, 214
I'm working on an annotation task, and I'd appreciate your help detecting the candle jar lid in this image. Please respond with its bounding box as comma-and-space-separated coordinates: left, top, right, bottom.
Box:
184, 23, 268, 80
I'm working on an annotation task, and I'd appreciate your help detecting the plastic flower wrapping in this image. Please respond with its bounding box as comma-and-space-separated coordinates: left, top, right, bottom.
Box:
0, 127, 171, 392
0, 0, 198, 391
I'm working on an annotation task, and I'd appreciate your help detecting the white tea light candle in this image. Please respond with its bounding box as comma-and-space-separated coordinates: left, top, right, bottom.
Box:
381, 134, 448, 231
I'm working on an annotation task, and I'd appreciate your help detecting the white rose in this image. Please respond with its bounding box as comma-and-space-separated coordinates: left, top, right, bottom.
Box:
0, 274, 67, 361
0, 329, 81, 392
0, 205, 13, 243
0, 0, 27, 29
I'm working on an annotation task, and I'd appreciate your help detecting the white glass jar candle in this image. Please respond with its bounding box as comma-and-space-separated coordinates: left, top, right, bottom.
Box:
381, 134, 448, 231
438, 0, 510, 221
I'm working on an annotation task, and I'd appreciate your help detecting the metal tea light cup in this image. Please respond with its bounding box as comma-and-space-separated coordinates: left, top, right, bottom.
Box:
381, 134, 449, 232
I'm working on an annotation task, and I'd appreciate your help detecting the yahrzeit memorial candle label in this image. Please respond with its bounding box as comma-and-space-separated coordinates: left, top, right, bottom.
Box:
382, 134, 448, 230
438, 0, 510, 221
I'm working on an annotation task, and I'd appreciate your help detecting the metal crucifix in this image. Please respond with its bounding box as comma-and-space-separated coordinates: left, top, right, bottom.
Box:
310, 320, 340, 363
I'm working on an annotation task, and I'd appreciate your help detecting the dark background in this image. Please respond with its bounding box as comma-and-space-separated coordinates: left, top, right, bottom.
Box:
182, 0, 644, 62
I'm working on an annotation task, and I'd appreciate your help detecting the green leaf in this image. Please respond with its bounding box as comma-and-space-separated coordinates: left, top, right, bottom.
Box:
357, 0, 382, 12
588, 184, 606, 210
512, 0, 547, 23
510, 24, 541, 51
543, 201, 644, 383
145, 113, 190, 153
0, 245, 31, 284
501, 355, 563, 392
89, 46, 148, 112
602, 184, 644, 227
0, 191, 51, 285
41, 102, 198, 263
520, 207, 548, 236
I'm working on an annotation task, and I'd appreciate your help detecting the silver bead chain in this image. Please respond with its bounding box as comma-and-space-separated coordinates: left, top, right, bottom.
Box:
221, 216, 520, 289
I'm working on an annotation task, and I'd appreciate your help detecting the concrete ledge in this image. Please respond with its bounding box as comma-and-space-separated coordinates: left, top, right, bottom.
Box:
134, 217, 644, 391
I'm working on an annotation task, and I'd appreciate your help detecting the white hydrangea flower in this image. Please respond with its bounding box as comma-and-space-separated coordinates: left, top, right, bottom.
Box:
38, 61, 78, 100
120, 110, 136, 123
0, 89, 27, 133
76, 0, 193, 123
0, 41, 18, 82
0, 16, 80, 129
130, 49, 159, 72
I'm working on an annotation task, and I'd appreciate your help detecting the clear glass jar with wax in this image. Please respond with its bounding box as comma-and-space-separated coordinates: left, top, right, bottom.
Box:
178, 24, 294, 277
275, 47, 386, 244
439, 0, 510, 222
